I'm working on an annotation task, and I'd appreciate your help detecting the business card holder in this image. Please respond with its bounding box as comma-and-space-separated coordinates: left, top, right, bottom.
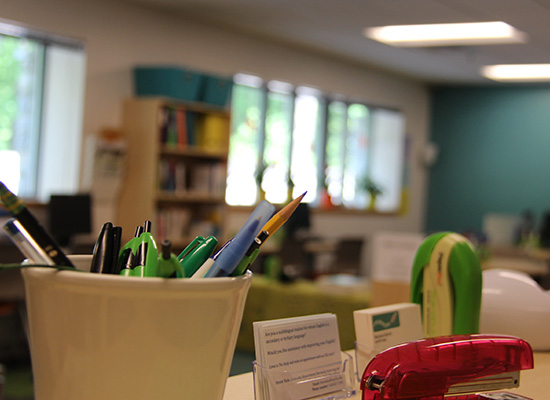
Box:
354, 341, 378, 382
253, 352, 356, 400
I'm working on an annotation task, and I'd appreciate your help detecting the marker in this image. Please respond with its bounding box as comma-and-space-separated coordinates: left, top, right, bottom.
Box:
261, 191, 306, 240
90, 222, 115, 274
231, 230, 269, 276
3, 219, 54, 265
0, 181, 75, 268
177, 235, 218, 277
204, 218, 260, 277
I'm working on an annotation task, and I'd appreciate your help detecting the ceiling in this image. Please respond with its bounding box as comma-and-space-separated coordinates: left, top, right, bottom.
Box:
124, 0, 550, 84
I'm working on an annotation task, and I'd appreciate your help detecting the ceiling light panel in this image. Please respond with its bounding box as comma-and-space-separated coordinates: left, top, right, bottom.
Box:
481, 64, 550, 81
364, 21, 527, 47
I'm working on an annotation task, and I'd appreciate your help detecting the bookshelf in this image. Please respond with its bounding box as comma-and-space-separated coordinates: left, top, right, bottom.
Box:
116, 97, 230, 249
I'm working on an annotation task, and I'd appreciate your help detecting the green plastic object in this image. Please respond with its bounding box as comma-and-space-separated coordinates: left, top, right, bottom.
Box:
131, 232, 158, 278
177, 236, 218, 278
157, 240, 183, 278
410, 232, 482, 336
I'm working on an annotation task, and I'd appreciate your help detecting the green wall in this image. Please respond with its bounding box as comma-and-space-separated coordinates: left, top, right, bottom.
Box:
426, 85, 550, 234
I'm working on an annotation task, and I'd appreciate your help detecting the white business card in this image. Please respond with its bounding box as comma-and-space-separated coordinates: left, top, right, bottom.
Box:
253, 314, 343, 399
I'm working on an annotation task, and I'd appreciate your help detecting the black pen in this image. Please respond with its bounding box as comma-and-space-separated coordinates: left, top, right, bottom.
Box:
90, 222, 115, 274
136, 223, 149, 269
118, 225, 143, 276
118, 248, 136, 276
0, 181, 75, 268
110, 226, 122, 274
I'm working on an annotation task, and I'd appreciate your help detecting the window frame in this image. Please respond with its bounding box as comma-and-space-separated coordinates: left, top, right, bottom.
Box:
226, 75, 407, 214
0, 18, 86, 201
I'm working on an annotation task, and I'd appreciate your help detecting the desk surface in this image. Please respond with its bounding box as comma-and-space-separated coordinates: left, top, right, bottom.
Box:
223, 351, 550, 400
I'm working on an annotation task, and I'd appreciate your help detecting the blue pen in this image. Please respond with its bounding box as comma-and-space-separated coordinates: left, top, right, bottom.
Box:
191, 201, 274, 279
240, 200, 275, 237
203, 219, 260, 278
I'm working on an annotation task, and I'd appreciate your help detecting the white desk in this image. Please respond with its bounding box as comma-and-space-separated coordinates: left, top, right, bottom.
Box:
223, 352, 550, 400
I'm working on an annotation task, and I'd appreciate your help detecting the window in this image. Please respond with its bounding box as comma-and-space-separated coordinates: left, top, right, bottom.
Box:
0, 19, 86, 200
226, 74, 406, 212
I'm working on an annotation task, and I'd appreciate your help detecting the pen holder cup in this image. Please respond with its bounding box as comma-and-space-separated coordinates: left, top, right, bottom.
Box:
22, 255, 252, 400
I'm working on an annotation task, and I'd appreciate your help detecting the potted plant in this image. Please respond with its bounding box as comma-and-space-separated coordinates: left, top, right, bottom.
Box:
361, 177, 383, 211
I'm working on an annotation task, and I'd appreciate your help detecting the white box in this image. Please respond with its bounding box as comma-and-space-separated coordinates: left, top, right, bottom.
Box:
354, 302, 423, 375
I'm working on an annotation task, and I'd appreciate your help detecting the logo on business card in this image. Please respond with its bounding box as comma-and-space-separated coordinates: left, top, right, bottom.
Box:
373, 311, 400, 332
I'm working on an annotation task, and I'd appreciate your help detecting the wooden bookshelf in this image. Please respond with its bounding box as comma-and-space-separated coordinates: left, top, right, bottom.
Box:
116, 97, 229, 249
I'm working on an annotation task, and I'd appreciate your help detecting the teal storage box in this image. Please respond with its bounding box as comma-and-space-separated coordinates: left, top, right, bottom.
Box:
200, 75, 233, 107
133, 66, 203, 101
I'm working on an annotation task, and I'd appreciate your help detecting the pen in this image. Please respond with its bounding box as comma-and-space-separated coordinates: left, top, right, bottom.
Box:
131, 221, 158, 277
225, 194, 305, 277
157, 239, 182, 278
118, 248, 135, 276
3, 218, 55, 265
189, 239, 230, 279
231, 230, 269, 276
204, 218, 260, 277
111, 226, 122, 274
241, 200, 276, 238
90, 222, 115, 274
190, 201, 273, 279
177, 235, 218, 277
0, 181, 75, 268
119, 225, 143, 276
261, 191, 306, 241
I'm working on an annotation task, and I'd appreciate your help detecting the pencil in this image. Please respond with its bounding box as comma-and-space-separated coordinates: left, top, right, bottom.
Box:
0, 181, 75, 268
261, 191, 306, 239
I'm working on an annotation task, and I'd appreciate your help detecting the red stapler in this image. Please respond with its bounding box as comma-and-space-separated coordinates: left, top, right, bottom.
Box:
360, 334, 534, 400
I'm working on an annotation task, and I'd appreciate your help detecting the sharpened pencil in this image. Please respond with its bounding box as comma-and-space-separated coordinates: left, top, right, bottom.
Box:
261, 191, 306, 239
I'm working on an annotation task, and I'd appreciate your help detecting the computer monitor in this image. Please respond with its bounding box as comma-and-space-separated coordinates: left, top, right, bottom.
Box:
48, 194, 92, 247
284, 202, 310, 236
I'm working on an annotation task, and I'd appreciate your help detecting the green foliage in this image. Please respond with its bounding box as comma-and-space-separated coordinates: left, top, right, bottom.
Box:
360, 177, 383, 197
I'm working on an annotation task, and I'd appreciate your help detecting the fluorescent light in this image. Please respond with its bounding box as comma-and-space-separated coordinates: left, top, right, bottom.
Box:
481, 64, 550, 81
364, 21, 526, 47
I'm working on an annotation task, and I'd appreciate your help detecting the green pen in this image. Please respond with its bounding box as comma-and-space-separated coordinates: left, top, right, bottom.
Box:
157, 240, 182, 278
131, 221, 158, 278
231, 230, 268, 276
119, 226, 144, 277
177, 235, 218, 278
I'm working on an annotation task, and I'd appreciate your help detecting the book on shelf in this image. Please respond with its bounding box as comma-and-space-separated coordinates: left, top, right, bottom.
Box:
158, 107, 180, 147
158, 106, 227, 151
188, 163, 226, 197
158, 159, 186, 193
199, 113, 230, 152
189, 164, 212, 195
176, 108, 188, 149
155, 207, 192, 241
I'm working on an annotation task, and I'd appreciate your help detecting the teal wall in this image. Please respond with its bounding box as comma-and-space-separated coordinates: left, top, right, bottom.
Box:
426, 85, 550, 233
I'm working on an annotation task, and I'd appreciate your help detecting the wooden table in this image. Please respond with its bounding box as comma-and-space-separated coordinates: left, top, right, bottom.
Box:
223, 351, 550, 399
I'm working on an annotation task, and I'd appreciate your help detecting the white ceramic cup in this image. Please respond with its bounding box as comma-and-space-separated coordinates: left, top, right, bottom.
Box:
22, 255, 252, 400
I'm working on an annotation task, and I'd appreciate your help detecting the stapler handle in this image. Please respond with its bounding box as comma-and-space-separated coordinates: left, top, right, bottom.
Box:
361, 334, 534, 400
